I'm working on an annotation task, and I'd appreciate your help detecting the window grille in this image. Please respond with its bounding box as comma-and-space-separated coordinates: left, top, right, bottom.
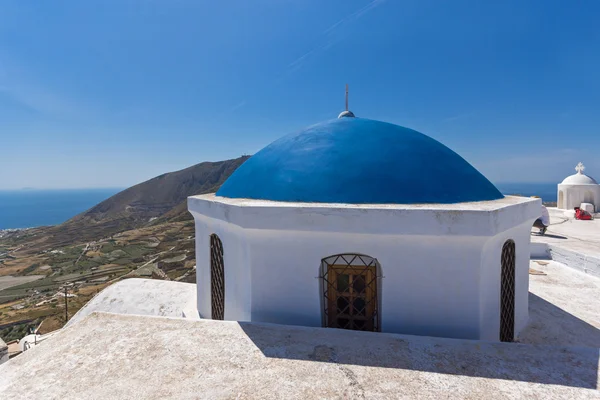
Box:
210, 234, 225, 320
320, 254, 380, 332
500, 240, 516, 342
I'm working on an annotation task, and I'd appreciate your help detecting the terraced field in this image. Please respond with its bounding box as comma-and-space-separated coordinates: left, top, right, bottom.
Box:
0, 275, 45, 291
0, 220, 196, 342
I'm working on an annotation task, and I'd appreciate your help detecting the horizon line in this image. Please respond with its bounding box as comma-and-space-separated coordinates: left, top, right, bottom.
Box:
0, 181, 562, 192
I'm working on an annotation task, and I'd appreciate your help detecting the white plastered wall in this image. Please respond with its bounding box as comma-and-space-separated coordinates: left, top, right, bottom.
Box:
189, 195, 540, 341
194, 216, 251, 322
557, 184, 600, 211
247, 229, 486, 339
479, 220, 533, 341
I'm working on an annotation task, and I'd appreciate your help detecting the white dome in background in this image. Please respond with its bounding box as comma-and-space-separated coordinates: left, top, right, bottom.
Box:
557, 162, 600, 210
561, 162, 598, 185
561, 173, 598, 185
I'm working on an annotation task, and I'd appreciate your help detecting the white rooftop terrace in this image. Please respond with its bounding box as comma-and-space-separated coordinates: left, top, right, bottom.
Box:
65, 278, 197, 328
531, 207, 600, 277
0, 258, 599, 399
522, 259, 600, 348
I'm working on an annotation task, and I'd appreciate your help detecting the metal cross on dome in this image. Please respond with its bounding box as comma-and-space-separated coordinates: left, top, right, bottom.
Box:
575, 162, 585, 174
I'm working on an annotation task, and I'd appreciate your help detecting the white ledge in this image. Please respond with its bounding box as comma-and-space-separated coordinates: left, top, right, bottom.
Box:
188, 194, 540, 236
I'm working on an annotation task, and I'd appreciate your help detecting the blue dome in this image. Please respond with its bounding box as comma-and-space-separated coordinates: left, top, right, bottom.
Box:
217, 118, 503, 204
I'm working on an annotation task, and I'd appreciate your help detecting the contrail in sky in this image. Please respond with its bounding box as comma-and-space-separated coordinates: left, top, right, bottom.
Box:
322, 0, 387, 35
222, 0, 387, 118
286, 0, 387, 73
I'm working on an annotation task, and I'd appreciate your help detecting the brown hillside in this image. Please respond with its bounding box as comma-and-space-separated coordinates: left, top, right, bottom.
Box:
46, 156, 249, 245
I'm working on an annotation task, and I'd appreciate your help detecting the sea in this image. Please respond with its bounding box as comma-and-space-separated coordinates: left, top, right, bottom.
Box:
0, 188, 122, 230
0, 183, 556, 230
493, 183, 557, 203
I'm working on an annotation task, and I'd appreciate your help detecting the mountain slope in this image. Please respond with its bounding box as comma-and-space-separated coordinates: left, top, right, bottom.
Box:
51, 156, 249, 243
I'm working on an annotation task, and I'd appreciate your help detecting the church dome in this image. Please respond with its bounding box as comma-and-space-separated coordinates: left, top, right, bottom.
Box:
216, 117, 503, 204
561, 174, 598, 185
560, 162, 598, 185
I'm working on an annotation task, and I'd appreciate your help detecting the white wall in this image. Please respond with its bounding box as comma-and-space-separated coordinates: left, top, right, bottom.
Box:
557, 184, 600, 211
194, 219, 211, 319
479, 220, 534, 341
189, 194, 540, 341
194, 216, 251, 322
247, 229, 487, 339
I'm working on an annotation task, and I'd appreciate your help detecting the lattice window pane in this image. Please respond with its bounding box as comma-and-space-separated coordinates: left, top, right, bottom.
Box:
354, 298, 366, 316
353, 275, 365, 292
337, 274, 350, 293
210, 234, 225, 320
500, 240, 515, 342
321, 254, 380, 332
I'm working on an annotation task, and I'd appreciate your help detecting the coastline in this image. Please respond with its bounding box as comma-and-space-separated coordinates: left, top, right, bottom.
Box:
0, 228, 30, 238
0, 184, 556, 232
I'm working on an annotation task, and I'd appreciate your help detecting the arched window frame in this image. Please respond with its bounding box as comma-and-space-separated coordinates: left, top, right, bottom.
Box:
500, 239, 516, 342
319, 253, 382, 332
210, 233, 225, 320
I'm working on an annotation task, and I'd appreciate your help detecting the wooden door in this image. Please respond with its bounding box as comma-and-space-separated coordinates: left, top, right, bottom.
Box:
327, 265, 377, 331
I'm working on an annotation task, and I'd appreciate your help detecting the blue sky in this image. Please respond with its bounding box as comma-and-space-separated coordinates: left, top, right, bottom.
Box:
0, 0, 599, 189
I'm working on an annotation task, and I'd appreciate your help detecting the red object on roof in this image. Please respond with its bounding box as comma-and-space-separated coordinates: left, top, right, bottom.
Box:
575, 207, 593, 220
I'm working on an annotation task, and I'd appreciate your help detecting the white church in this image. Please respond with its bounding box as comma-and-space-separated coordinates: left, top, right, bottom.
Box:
188, 106, 540, 342
557, 162, 599, 213
5, 104, 600, 399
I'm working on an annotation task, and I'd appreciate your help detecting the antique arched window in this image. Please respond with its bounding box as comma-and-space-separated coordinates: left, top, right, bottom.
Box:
210, 234, 225, 320
500, 240, 516, 342
320, 254, 380, 332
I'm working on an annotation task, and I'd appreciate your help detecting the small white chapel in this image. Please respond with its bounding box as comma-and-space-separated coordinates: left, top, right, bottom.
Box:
557, 162, 600, 213
188, 99, 540, 342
